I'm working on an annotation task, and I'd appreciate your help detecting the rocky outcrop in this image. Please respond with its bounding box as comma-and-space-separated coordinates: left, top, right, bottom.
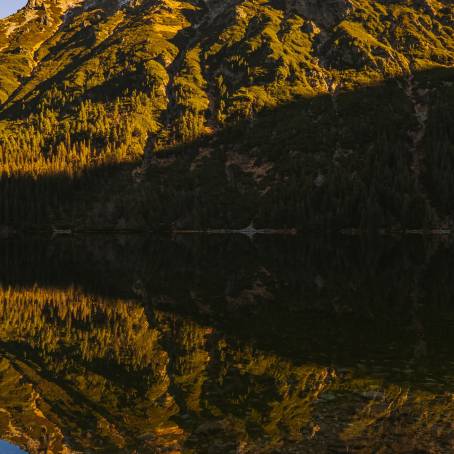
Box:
287, 0, 354, 27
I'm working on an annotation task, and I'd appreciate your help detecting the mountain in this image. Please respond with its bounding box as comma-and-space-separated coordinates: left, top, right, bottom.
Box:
0, 0, 453, 230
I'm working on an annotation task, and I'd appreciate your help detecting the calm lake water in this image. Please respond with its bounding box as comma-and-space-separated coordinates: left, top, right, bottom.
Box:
1, 235, 454, 453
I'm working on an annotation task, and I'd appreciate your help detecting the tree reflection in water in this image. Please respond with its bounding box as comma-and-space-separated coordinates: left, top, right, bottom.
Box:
0, 235, 454, 453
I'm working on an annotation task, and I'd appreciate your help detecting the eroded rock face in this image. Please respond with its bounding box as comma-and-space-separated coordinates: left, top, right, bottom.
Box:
25, 0, 45, 8
26, 0, 83, 10
287, 0, 354, 27
201, 0, 239, 17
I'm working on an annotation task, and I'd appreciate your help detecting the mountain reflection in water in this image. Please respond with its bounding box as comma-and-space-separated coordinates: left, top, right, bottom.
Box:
0, 235, 454, 453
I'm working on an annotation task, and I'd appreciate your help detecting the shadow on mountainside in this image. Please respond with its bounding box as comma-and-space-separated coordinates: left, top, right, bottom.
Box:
1, 67, 454, 232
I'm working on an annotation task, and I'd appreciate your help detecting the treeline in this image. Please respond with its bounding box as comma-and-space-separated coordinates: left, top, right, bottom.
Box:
0, 88, 160, 177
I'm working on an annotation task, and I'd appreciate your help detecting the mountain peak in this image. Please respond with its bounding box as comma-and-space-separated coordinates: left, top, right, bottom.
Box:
25, 0, 82, 10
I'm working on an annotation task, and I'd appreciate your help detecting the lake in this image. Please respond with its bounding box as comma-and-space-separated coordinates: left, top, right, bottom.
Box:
0, 235, 453, 453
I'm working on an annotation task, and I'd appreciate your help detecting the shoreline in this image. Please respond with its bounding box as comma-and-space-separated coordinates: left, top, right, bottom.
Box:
1, 225, 453, 239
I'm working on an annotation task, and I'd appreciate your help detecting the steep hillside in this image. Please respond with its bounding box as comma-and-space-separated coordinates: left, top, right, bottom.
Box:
0, 0, 453, 230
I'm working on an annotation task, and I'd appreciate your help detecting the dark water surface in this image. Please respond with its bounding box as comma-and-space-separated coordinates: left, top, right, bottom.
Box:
1, 235, 454, 453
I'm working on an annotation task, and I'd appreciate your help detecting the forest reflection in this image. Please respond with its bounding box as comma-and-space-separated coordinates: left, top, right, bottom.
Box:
1, 235, 454, 453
